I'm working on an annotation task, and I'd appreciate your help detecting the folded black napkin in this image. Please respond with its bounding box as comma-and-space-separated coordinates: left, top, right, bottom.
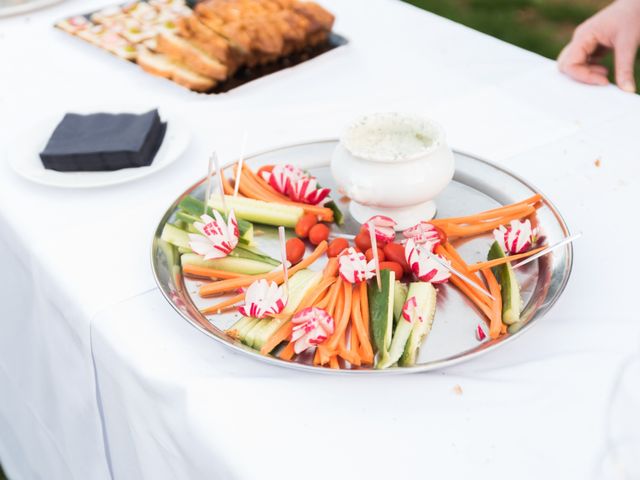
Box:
40, 109, 167, 172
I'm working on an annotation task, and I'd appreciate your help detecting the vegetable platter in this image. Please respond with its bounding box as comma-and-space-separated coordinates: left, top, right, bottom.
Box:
152, 140, 573, 374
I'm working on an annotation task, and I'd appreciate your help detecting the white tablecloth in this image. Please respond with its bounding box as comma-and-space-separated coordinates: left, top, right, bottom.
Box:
1, 0, 639, 479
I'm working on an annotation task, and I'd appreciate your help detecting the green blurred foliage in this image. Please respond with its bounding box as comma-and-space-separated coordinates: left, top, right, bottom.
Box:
405, 0, 640, 84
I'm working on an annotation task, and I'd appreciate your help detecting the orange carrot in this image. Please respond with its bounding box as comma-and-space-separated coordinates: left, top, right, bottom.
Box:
218, 167, 235, 195
279, 342, 296, 360
242, 164, 334, 221
260, 321, 294, 355
182, 264, 248, 280
326, 278, 342, 317
200, 293, 245, 314
448, 274, 495, 322
501, 323, 507, 334
359, 281, 370, 339
435, 245, 493, 307
439, 243, 486, 290
445, 206, 536, 238
296, 277, 336, 312
430, 194, 542, 226
327, 281, 352, 351
352, 285, 374, 364
468, 245, 547, 272
256, 164, 275, 178
200, 241, 327, 300
313, 348, 321, 365
481, 268, 503, 339
329, 355, 339, 369
323, 257, 339, 279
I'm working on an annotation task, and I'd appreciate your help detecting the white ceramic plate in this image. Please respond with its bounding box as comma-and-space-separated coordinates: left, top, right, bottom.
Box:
0, 0, 64, 18
8, 112, 190, 188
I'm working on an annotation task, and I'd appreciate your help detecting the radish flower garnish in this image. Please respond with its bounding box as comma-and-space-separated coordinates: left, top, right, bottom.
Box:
262, 164, 331, 206
290, 307, 335, 354
363, 215, 396, 244
289, 177, 331, 205
401, 296, 425, 323
494, 219, 536, 254
264, 164, 307, 196
338, 247, 376, 284
238, 279, 287, 319
188, 210, 239, 260
402, 222, 441, 250
405, 239, 451, 284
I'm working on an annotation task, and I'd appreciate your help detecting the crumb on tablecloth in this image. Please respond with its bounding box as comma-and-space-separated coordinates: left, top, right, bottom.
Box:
453, 384, 463, 395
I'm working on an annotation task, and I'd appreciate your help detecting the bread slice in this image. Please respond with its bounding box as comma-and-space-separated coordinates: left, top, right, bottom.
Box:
156, 31, 228, 81
137, 47, 216, 92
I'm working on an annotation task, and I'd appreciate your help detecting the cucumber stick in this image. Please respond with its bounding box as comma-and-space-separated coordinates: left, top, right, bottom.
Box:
488, 241, 522, 325
181, 253, 275, 275
162, 224, 279, 270
178, 196, 254, 243
368, 269, 395, 356
161, 223, 191, 249
398, 283, 437, 367
233, 269, 323, 350
209, 195, 303, 228
393, 281, 409, 325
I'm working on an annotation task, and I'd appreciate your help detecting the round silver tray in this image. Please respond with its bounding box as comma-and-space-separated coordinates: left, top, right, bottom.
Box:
151, 140, 573, 374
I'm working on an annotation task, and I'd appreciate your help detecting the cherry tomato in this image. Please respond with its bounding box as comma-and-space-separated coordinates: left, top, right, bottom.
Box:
364, 247, 385, 263
308, 223, 330, 246
295, 213, 317, 238
383, 243, 411, 274
379, 261, 404, 280
286, 238, 305, 264
355, 231, 372, 251
327, 238, 349, 257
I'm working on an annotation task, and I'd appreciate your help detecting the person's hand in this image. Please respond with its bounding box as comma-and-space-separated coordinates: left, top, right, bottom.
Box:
558, 0, 640, 92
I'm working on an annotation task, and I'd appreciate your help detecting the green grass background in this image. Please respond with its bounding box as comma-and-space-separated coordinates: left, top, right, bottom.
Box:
405, 0, 640, 83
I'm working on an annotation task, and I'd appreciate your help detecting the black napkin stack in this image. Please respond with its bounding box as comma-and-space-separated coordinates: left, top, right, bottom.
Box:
39, 109, 167, 172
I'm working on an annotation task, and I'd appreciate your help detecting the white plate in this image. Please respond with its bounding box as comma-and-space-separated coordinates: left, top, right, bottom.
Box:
8, 112, 190, 188
0, 0, 64, 18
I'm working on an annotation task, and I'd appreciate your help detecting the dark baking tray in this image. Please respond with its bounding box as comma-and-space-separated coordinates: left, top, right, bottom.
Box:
55, 4, 348, 94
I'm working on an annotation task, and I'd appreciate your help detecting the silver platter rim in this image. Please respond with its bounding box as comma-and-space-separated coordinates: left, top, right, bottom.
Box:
151, 138, 573, 375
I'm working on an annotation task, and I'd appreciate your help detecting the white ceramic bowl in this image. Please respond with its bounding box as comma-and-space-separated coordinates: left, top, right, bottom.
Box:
330, 113, 455, 230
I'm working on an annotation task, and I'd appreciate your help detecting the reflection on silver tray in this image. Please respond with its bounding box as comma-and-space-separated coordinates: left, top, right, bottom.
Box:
151, 140, 573, 374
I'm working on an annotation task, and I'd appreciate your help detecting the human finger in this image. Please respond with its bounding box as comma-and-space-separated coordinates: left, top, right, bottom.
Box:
613, 34, 638, 92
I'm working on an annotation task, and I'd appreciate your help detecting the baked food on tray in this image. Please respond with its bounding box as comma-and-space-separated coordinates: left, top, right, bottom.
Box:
56, 0, 336, 93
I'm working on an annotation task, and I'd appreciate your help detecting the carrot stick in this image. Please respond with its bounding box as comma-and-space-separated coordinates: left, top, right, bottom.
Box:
315, 290, 332, 309
448, 274, 494, 322
323, 257, 339, 279
242, 164, 290, 202
329, 355, 339, 369
218, 167, 235, 195
480, 268, 502, 339
200, 241, 327, 299
439, 243, 485, 290
468, 245, 547, 272
279, 342, 296, 360
359, 281, 370, 339
182, 264, 249, 280
435, 245, 492, 306
501, 323, 507, 334
200, 293, 245, 314
296, 277, 336, 312
430, 194, 542, 226
352, 285, 374, 364
260, 321, 294, 355
240, 167, 334, 221
326, 278, 342, 317
313, 347, 321, 365
327, 281, 352, 351
256, 164, 275, 178
445, 206, 536, 238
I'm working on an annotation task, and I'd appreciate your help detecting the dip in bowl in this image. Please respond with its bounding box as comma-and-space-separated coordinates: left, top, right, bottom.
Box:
331, 112, 455, 230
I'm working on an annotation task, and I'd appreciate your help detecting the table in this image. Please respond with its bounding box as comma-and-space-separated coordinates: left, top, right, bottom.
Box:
1, 1, 639, 479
